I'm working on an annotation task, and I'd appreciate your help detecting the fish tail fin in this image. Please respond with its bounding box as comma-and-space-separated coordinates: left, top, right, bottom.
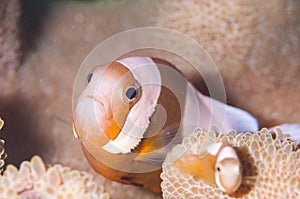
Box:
222, 104, 259, 133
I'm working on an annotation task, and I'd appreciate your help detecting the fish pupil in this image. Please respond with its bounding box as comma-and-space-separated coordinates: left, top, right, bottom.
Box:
87, 72, 93, 83
217, 166, 221, 172
126, 87, 137, 100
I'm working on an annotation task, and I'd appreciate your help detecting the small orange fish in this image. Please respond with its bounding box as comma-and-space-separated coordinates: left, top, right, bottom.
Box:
72, 57, 258, 193
175, 142, 242, 194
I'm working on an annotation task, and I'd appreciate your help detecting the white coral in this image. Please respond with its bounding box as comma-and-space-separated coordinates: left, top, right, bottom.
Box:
0, 156, 110, 199
0, 117, 6, 172
161, 128, 300, 199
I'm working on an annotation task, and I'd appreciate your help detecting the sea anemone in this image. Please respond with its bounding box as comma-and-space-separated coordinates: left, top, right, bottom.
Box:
0, 0, 21, 96
0, 117, 6, 172
0, 156, 110, 199
154, 0, 300, 127
161, 128, 300, 198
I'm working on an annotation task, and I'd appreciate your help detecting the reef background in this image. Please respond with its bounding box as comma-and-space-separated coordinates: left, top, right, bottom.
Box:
0, 0, 299, 198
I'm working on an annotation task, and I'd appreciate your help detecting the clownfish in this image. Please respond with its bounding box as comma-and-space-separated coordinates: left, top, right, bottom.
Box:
72, 56, 259, 193
174, 141, 242, 194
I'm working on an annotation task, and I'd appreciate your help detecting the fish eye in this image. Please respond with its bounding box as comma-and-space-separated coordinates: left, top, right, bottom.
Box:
87, 72, 93, 83
126, 87, 137, 100
123, 84, 140, 104
216, 166, 221, 172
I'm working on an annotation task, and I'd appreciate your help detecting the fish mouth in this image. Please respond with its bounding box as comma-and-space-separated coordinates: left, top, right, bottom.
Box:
86, 94, 112, 120
85, 94, 127, 142
84, 94, 150, 154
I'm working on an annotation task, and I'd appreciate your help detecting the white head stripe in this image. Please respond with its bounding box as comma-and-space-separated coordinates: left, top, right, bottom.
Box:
216, 146, 238, 162
207, 142, 224, 156
215, 174, 226, 192
102, 57, 162, 154
117, 57, 161, 87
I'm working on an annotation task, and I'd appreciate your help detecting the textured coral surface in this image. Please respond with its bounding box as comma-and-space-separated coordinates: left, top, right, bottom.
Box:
0, 0, 299, 198
155, 0, 300, 127
0, 156, 110, 198
161, 128, 300, 199
0, 0, 21, 96
0, 118, 6, 172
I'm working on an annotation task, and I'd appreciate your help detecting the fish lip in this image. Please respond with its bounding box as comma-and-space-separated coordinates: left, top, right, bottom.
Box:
86, 94, 104, 107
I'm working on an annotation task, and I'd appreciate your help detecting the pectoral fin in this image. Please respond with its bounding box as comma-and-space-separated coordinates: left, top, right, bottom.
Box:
134, 125, 180, 166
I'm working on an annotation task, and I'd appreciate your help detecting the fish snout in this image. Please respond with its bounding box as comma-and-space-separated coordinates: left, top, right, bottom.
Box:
73, 94, 113, 146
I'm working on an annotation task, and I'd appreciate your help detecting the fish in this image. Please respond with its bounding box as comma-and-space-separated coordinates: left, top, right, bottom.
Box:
72, 56, 259, 193
174, 141, 242, 194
